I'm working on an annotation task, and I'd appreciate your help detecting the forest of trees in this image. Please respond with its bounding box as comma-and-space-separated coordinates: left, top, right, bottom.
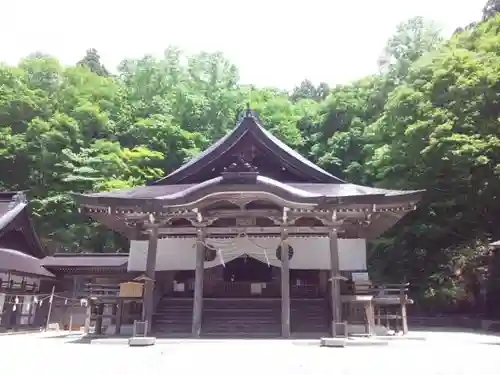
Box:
2, 7, 500, 314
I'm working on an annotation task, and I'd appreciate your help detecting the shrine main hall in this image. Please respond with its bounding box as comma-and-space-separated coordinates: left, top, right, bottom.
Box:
68, 110, 422, 338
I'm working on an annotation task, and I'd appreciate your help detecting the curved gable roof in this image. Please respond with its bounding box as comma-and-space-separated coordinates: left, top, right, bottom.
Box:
153, 112, 345, 185
0, 192, 45, 259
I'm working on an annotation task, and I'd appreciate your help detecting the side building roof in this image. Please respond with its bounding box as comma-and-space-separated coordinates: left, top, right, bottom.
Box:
0, 191, 52, 277
41, 253, 129, 276
0, 191, 45, 259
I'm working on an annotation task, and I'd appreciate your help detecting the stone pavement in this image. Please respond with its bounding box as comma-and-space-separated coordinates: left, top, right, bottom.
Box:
1, 330, 499, 375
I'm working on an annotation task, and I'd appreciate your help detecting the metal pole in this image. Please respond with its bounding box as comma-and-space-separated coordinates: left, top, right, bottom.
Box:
45, 285, 56, 331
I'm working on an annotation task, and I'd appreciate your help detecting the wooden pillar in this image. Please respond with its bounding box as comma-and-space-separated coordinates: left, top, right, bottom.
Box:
363, 301, 376, 335
68, 276, 78, 331
400, 285, 408, 334
192, 228, 205, 337
142, 225, 159, 335
27, 295, 35, 327
83, 304, 91, 335
281, 229, 291, 338
3, 295, 13, 329
115, 300, 123, 335
329, 228, 341, 336
95, 303, 104, 335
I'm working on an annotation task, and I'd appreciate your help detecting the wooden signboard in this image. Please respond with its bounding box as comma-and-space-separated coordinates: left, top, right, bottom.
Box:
119, 282, 144, 298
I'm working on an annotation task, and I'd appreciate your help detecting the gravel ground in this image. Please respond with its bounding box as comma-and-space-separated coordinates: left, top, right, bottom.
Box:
1, 330, 499, 375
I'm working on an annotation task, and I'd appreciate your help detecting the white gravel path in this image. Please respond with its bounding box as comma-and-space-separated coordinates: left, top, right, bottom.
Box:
1, 330, 499, 375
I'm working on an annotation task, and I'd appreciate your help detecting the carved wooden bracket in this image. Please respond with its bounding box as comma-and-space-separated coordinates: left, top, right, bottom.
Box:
221, 155, 259, 183
186, 217, 217, 228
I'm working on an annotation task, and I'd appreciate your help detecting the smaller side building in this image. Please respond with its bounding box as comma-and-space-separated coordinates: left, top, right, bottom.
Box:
40, 253, 131, 331
0, 191, 135, 333
0, 192, 54, 331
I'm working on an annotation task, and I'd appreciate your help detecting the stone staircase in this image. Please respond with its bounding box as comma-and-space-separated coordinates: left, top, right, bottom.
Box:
202, 298, 281, 338
152, 297, 329, 338
291, 298, 330, 336
152, 297, 193, 336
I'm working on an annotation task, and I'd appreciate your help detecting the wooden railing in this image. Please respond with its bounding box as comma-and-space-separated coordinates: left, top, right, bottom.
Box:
337, 281, 411, 333
373, 283, 410, 301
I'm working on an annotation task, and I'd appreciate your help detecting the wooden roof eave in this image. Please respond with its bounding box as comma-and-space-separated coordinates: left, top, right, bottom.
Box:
43, 266, 128, 276
74, 187, 424, 220
73, 178, 326, 212
2, 268, 55, 279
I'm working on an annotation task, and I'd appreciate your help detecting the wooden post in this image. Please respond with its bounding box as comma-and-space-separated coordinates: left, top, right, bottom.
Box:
115, 300, 123, 335
95, 303, 104, 335
280, 229, 291, 338
45, 285, 56, 331
329, 229, 341, 337
142, 225, 158, 335
84, 303, 91, 334
68, 276, 78, 331
192, 228, 205, 337
363, 301, 376, 336
400, 284, 408, 334
27, 295, 35, 327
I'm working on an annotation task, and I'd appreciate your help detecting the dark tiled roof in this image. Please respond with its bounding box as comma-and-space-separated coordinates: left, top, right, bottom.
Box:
81, 114, 422, 203
0, 247, 54, 277
153, 114, 345, 185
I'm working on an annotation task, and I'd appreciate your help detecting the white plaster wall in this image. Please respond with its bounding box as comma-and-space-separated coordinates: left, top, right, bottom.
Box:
128, 237, 367, 271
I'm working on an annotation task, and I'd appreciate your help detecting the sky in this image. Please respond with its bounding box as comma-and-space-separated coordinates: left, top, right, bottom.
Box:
1, 0, 486, 89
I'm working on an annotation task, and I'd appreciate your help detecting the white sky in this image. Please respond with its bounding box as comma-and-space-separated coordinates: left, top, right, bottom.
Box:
1, 0, 485, 89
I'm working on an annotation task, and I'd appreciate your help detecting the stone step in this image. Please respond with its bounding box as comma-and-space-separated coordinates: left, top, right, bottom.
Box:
203, 312, 279, 317
202, 327, 280, 333
203, 325, 280, 330
201, 332, 281, 338
154, 328, 192, 334
203, 306, 280, 311
204, 319, 279, 324
154, 319, 193, 325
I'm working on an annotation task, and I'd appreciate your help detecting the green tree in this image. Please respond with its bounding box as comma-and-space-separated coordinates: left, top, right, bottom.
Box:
78, 48, 110, 77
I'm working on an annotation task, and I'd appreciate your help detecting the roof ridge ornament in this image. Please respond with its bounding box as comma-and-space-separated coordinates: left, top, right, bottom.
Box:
242, 104, 262, 123
8, 191, 27, 209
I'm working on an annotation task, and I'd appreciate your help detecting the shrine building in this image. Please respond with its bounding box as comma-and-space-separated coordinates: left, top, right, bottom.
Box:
67, 110, 423, 338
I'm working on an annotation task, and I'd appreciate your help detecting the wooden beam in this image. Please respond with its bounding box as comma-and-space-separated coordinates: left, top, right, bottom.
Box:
204, 209, 282, 218
156, 226, 332, 236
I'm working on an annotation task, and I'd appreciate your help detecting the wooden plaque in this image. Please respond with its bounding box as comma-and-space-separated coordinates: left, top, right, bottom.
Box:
119, 282, 144, 298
